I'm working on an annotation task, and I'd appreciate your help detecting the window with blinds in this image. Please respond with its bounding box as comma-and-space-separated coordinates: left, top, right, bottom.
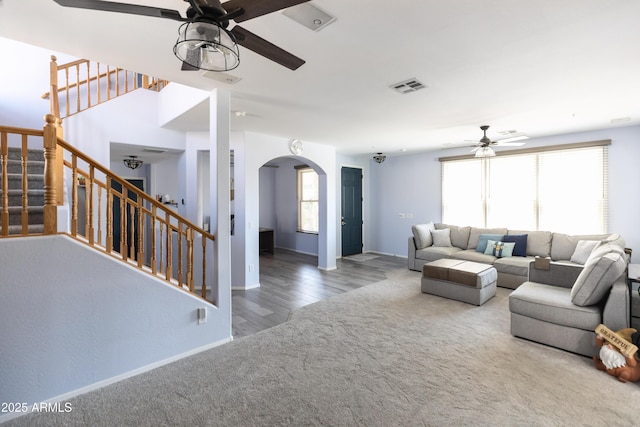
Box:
440, 143, 608, 233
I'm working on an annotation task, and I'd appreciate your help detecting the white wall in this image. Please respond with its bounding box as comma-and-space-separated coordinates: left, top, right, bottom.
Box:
366, 125, 640, 262
0, 235, 230, 422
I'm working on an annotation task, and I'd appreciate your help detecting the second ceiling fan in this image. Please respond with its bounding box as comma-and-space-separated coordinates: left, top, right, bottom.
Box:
53, 0, 310, 72
470, 125, 527, 157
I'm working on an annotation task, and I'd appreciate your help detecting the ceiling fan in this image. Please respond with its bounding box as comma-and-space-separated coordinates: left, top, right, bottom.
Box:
52, 0, 309, 72
470, 125, 527, 157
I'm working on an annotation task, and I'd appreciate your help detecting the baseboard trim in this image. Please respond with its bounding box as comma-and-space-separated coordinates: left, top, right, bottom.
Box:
0, 336, 232, 423
232, 282, 260, 291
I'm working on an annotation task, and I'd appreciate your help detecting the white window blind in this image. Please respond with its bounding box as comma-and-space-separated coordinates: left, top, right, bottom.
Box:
297, 168, 319, 233
441, 143, 608, 233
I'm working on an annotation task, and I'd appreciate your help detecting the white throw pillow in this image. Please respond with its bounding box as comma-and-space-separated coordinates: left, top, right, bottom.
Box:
571, 251, 626, 306
431, 228, 452, 247
570, 240, 600, 264
412, 222, 435, 249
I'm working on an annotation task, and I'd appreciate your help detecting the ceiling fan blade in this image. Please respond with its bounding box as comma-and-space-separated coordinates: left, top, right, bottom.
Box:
230, 25, 305, 70
52, 0, 185, 21
223, 0, 310, 22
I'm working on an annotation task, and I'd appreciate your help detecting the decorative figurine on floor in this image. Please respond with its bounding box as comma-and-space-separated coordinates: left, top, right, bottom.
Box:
593, 324, 640, 383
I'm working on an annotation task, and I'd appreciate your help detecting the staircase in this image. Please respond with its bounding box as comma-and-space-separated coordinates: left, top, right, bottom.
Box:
0, 56, 215, 303
0, 147, 45, 235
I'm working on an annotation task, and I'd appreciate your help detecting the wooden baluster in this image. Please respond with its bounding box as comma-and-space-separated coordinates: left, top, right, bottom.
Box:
201, 235, 207, 299
97, 62, 102, 105
1, 132, 8, 236
87, 166, 94, 244
107, 66, 111, 101
177, 222, 183, 287
137, 196, 143, 267
187, 228, 194, 293
116, 68, 121, 97
159, 221, 164, 275
64, 67, 70, 118
71, 155, 78, 236
129, 203, 135, 260
166, 215, 172, 281
120, 193, 126, 259
86, 61, 91, 109
75, 64, 81, 115
106, 177, 113, 252
42, 114, 58, 234
151, 206, 157, 275
21, 135, 29, 235
97, 185, 102, 246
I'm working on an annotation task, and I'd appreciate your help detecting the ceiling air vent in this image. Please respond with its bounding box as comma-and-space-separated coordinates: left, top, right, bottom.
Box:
390, 78, 427, 94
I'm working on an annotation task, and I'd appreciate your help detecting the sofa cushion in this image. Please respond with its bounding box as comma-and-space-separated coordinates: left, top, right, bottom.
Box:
510, 282, 602, 330
502, 234, 528, 257
570, 249, 626, 306
431, 228, 452, 247
435, 224, 471, 249
451, 249, 497, 264
484, 240, 515, 258
475, 233, 505, 253
509, 230, 552, 257
569, 240, 600, 265
551, 233, 614, 261
493, 256, 534, 277
468, 228, 508, 250
412, 222, 435, 249
416, 246, 464, 262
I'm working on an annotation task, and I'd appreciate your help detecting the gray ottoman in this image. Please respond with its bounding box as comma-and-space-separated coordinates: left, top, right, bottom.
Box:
422, 259, 497, 305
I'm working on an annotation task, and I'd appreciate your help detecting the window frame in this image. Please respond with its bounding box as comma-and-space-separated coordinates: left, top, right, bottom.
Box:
439, 141, 609, 233
297, 167, 319, 234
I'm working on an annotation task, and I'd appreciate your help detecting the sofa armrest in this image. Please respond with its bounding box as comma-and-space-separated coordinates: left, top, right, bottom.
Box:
603, 277, 630, 330
528, 261, 583, 289
408, 237, 417, 269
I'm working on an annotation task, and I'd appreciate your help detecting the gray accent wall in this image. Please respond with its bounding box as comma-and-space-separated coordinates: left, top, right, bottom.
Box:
0, 235, 231, 416
365, 125, 640, 262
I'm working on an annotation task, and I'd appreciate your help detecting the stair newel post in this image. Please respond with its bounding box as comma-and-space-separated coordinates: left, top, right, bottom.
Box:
43, 114, 59, 235
49, 56, 60, 119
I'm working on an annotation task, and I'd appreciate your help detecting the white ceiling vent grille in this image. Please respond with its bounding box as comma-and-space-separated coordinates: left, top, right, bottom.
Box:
390, 78, 427, 94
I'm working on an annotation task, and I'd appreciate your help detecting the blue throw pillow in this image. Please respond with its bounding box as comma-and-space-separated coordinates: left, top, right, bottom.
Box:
484, 240, 515, 258
476, 234, 504, 253
503, 234, 528, 257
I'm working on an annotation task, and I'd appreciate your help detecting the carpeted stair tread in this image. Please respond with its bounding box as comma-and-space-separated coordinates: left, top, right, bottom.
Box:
0, 148, 45, 235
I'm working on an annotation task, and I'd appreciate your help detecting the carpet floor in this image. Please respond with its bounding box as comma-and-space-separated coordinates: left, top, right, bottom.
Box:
8, 269, 639, 426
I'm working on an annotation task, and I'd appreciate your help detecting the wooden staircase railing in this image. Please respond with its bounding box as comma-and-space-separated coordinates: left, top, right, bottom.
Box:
42, 56, 170, 120
0, 116, 215, 304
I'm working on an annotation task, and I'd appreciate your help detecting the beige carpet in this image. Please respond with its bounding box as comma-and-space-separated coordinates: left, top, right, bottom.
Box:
8, 269, 639, 426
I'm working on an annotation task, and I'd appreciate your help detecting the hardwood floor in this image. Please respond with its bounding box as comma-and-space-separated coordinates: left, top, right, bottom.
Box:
231, 249, 407, 338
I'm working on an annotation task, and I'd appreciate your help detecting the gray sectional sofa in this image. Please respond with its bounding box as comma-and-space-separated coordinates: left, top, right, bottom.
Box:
408, 222, 625, 289
408, 222, 630, 357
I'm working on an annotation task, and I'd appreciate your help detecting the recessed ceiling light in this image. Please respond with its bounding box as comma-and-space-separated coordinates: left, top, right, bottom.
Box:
234, 111, 247, 117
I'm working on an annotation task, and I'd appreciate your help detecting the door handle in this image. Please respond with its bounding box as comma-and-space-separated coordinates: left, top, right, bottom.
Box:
341, 217, 346, 226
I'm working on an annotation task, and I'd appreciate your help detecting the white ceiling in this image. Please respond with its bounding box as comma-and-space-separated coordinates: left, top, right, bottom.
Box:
1, 0, 639, 156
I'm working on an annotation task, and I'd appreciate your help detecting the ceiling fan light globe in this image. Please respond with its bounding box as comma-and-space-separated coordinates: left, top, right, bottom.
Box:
174, 21, 240, 71
474, 146, 496, 158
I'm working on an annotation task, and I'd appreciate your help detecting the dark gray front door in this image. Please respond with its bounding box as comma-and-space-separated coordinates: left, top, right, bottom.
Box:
341, 167, 363, 257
